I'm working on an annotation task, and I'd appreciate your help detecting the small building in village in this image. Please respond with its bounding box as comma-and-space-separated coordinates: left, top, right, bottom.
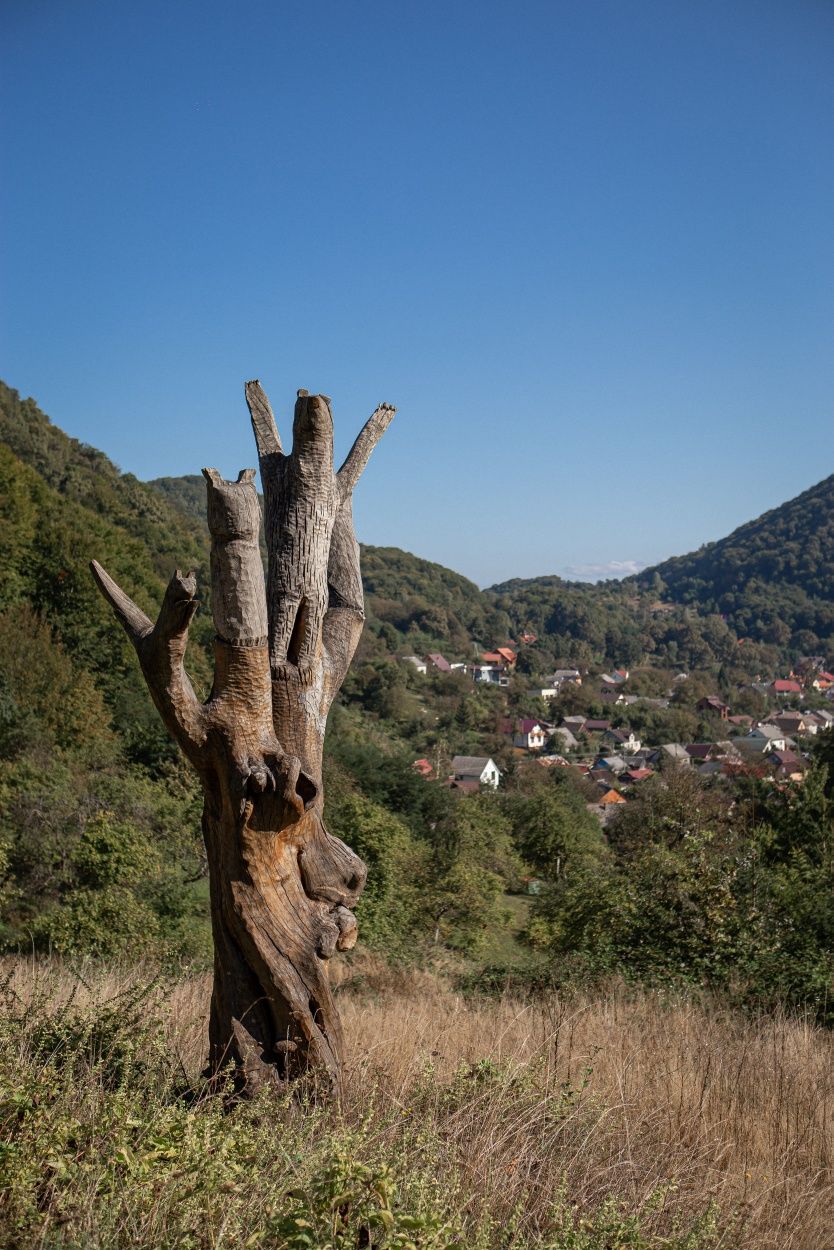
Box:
450, 755, 501, 789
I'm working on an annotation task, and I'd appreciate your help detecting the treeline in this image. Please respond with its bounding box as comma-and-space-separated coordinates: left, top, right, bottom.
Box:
150, 442, 834, 672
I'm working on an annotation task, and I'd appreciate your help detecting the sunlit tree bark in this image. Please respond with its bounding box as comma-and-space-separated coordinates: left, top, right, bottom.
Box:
92, 384, 394, 1093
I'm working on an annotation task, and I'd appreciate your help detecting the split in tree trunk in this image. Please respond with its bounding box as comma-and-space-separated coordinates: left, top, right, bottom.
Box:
91, 384, 394, 1094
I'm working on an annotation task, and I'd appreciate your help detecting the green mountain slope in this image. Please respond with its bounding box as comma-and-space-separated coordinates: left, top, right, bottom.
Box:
149, 474, 208, 523
0, 395, 216, 957
488, 476, 834, 665
0, 383, 208, 583
0, 384, 533, 965
6, 378, 832, 675
634, 475, 834, 651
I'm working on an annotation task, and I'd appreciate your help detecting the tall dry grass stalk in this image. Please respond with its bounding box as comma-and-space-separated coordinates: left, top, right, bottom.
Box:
3, 954, 833, 1248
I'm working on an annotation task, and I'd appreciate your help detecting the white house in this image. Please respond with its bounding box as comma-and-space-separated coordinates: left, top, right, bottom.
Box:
605, 728, 642, 754
512, 719, 547, 751
549, 669, 582, 687
470, 664, 509, 687
450, 755, 501, 789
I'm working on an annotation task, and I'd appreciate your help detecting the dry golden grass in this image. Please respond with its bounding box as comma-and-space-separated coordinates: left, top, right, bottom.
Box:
4, 954, 833, 1249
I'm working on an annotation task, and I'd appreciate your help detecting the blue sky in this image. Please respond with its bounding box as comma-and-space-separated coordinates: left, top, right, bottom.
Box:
2, 0, 833, 587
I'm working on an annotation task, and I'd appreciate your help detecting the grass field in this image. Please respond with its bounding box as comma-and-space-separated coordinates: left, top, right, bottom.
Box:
1, 954, 832, 1248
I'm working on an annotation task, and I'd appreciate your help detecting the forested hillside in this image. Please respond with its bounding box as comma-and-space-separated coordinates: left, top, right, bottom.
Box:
634, 474, 834, 650
0, 384, 570, 963
1, 382, 832, 1033
148, 432, 834, 670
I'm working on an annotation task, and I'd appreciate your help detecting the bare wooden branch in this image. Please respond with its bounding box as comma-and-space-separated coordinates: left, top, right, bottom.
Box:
257, 392, 339, 680
90, 559, 153, 642
90, 560, 206, 761
337, 403, 396, 498
244, 379, 283, 458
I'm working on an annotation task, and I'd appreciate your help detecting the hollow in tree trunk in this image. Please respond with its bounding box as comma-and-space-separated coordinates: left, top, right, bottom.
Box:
91, 385, 394, 1094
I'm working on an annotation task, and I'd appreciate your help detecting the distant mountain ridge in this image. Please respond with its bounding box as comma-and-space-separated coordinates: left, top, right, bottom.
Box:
2, 381, 832, 667
488, 475, 834, 662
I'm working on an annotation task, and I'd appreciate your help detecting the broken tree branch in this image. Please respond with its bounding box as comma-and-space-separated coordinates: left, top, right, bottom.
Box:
337, 403, 396, 499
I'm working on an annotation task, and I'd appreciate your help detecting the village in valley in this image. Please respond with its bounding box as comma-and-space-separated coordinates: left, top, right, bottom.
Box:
402, 640, 834, 817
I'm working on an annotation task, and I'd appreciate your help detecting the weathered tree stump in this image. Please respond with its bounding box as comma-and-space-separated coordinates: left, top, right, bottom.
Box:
91, 384, 394, 1093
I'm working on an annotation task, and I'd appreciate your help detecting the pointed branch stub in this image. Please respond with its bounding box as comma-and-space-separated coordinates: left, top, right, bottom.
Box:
245, 379, 283, 459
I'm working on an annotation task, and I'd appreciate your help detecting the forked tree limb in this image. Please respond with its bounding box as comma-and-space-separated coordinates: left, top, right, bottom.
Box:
90, 560, 206, 763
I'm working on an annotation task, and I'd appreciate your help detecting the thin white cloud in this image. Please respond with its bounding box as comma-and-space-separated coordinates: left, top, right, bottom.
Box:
562, 559, 647, 582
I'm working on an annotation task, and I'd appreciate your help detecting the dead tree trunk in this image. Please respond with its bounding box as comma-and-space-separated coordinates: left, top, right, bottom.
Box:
91, 384, 394, 1094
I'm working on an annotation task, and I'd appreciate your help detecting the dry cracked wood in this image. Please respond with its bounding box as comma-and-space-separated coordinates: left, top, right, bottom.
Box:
91, 383, 394, 1094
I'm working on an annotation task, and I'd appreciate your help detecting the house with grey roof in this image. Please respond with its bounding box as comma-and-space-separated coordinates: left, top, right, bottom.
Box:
551, 726, 579, 753
450, 756, 501, 789
656, 743, 691, 766
741, 724, 788, 753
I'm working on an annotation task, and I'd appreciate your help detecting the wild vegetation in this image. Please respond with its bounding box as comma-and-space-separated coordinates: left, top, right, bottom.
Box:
1, 957, 831, 1250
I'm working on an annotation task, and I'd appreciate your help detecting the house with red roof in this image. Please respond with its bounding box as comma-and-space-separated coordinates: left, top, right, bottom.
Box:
517, 719, 547, 750
771, 679, 802, 696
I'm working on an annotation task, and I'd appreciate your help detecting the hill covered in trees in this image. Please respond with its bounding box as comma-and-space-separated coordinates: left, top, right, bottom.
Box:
5, 377, 834, 685
490, 477, 834, 669
0, 384, 568, 963
149, 472, 511, 659
633, 473, 834, 651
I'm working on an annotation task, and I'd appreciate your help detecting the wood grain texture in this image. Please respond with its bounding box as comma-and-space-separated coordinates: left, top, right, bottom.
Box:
91, 383, 393, 1094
